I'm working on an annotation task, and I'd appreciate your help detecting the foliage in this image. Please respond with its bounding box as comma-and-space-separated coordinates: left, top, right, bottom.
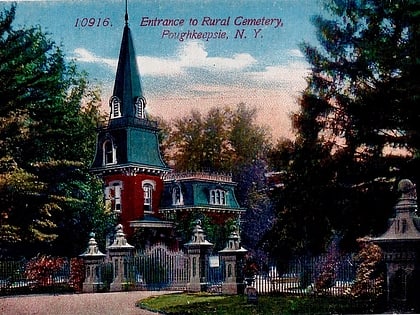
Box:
159, 103, 274, 253
161, 103, 269, 173
266, 0, 420, 256
348, 237, 384, 300
69, 257, 85, 293
137, 293, 382, 314
242, 256, 259, 278
314, 238, 341, 292
0, 4, 113, 257
24, 254, 66, 287
175, 212, 237, 250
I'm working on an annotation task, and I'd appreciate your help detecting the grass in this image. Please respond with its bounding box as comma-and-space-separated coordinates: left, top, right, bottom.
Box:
137, 292, 381, 314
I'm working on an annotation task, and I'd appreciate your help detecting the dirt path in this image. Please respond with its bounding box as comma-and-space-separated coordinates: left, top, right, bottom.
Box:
0, 291, 176, 315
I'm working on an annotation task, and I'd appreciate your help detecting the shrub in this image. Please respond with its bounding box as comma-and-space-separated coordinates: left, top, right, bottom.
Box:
69, 257, 85, 292
348, 237, 384, 299
315, 238, 340, 292
24, 254, 66, 287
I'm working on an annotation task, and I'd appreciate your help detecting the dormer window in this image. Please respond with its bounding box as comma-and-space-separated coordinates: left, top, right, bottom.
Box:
105, 181, 123, 213
110, 96, 122, 119
103, 139, 117, 165
172, 185, 184, 206
135, 96, 146, 119
209, 189, 227, 206
142, 180, 156, 213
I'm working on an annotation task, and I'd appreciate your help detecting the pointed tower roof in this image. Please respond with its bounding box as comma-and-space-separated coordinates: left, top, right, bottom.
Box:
112, 20, 143, 119
90, 3, 169, 173
108, 3, 148, 126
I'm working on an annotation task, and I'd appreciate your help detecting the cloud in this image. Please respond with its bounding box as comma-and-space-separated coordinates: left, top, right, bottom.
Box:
138, 56, 182, 76
72, 48, 117, 69
72, 41, 256, 77
288, 49, 305, 58
249, 62, 310, 90
176, 41, 256, 71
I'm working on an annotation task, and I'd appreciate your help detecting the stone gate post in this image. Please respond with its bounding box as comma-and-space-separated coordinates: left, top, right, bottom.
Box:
219, 227, 247, 295
80, 232, 106, 293
107, 224, 134, 291
184, 220, 213, 292
373, 179, 420, 312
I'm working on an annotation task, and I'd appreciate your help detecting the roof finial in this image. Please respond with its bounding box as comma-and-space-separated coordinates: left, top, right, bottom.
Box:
125, 0, 128, 25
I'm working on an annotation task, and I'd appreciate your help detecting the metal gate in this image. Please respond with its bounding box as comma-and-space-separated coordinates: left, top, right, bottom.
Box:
132, 244, 190, 290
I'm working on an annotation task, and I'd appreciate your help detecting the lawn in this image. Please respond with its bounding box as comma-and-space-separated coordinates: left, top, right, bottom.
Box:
137, 292, 381, 314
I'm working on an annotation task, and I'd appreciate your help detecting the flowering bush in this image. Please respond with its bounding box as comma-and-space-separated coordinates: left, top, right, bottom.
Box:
315, 238, 340, 292
69, 257, 85, 292
315, 260, 337, 292
24, 255, 66, 287
348, 237, 384, 299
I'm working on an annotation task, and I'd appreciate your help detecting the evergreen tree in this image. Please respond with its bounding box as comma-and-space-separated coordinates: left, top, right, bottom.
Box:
266, 0, 420, 256
0, 5, 114, 257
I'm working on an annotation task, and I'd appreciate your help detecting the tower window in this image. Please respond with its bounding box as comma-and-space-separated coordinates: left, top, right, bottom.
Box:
110, 96, 122, 119
209, 189, 227, 206
142, 180, 156, 213
105, 181, 123, 213
135, 97, 146, 119
103, 139, 117, 165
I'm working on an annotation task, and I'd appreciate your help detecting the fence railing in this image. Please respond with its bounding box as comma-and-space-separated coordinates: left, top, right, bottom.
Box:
1, 252, 381, 297
0, 258, 72, 295
131, 244, 190, 290
249, 254, 380, 296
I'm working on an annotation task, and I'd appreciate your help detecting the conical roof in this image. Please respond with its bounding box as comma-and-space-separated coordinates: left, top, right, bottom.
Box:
111, 21, 144, 121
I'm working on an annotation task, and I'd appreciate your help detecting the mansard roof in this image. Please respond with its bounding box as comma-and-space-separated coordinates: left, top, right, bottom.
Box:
159, 172, 245, 214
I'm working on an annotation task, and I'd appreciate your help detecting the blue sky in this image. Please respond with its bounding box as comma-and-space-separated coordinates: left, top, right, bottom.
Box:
3, 0, 322, 140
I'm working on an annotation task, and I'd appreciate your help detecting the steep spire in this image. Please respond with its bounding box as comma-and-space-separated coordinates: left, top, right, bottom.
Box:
109, 0, 146, 123
125, 0, 128, 25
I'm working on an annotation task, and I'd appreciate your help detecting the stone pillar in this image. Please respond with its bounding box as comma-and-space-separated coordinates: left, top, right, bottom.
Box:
373, 179, 420, 312
107, 224, 134, 292
184, 220, 213, 292
219, 227, 247, 295
80, 232, 106, 293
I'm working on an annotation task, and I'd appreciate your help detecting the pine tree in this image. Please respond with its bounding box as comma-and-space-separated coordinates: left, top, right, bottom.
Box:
267, 0, 420, 256
0, 5, 114, 257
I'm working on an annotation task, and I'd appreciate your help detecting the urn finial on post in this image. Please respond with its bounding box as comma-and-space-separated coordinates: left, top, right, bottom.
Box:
108, 224, 134, 291
80, 232, 106, 293
184, 220, 213, 292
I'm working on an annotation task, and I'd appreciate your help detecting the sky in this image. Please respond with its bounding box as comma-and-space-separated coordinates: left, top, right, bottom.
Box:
2, 0, 322, 141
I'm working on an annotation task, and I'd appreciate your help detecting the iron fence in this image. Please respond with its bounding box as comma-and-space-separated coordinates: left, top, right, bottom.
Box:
1, 251, 382, 297
131, 244, 190, 290
0, 258, 72, 295
249, 254, 378, 296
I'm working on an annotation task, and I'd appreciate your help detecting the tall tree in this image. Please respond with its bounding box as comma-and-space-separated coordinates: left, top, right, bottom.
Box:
0, 5, 114, 257
160, 103, 274, 253
163, 103, 269, 174
266, 0, 420, 256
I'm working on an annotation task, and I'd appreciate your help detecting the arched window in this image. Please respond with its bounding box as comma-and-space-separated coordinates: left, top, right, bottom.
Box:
110, 96, 122, 119
142, 180, 156, 213
105, 181, 123, 213
209, 189, 227, 206
103, 139, 116, 165
135, 97, 146, 119
172, 185, 184, 206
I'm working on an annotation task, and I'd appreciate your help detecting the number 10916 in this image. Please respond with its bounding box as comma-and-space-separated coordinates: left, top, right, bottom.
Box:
75, 17, 112, 27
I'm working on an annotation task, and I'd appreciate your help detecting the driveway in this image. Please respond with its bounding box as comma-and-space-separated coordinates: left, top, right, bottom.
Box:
0, 291, 176, 315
